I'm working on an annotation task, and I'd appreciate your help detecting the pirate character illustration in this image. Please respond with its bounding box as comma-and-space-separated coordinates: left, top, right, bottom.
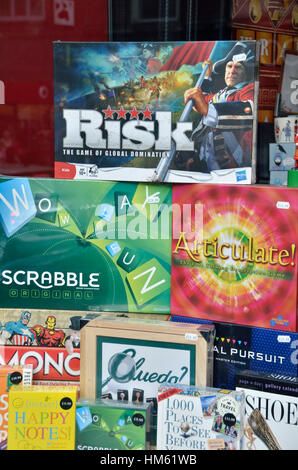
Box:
183, 41, 255, 173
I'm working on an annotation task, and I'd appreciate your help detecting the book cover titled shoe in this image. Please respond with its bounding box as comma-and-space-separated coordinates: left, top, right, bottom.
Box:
236, 370, 298, 450
171, 183, 298, 331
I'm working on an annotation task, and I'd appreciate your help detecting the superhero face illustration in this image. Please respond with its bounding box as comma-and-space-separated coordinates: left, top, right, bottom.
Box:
21, 311, 31, 325
46, 315, 56, 331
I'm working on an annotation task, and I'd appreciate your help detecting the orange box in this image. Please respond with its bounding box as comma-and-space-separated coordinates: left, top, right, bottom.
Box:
276, 34, 294, 66
0, 365, 32, 450
236, 28, 255, 41
256, 31, 273, 65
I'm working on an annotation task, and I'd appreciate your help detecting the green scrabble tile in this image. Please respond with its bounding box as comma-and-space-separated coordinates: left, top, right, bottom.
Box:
114, 191, 135, 217
35, 193, 59, 224
132, 184, 171, 222
58, 207, 72, 228
126, 258, 170, 307
91, 413, 102, 427
125, 439, 135, 449
117, 247, 141, 273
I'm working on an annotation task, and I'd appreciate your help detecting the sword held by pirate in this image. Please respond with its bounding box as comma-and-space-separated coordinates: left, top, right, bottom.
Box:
151, 44, 219, 183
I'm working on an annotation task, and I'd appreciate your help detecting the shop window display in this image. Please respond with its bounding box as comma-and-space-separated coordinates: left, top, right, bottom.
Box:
0, 0, 298, 454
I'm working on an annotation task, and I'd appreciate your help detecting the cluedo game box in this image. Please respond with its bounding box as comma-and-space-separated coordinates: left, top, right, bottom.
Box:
0, 177, 171, 314
53, 40, 258, 185
171, 183, 298, 331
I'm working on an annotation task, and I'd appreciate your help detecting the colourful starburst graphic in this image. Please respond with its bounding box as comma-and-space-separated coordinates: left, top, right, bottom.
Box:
171, 184, 298, 331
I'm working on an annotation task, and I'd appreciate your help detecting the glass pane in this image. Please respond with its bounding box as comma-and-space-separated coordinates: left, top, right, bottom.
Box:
0, 0, 108, 178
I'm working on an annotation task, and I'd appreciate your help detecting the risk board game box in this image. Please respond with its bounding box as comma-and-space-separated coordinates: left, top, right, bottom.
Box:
75, 399, 152, 450
54, 40, 258, 185
7, 385, 77, 450
170, 315, 298, 390
79, 316, 214, 445
0, 177, 172, 314
0, 364, 32, 450
236, 370, 298, 450
157, 384, 245, 450
171, 183, 298, 331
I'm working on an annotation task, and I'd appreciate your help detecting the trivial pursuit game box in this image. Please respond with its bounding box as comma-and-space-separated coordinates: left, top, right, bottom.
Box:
53, 40, 258, 184
0, 177, 171, 314
171, 183, 298, 331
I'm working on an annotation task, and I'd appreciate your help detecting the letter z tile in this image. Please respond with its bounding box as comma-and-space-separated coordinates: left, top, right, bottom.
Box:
126, 258, 170, 306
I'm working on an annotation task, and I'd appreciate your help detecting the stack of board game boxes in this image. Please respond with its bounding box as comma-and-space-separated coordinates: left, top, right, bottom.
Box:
0, 40, 298, 451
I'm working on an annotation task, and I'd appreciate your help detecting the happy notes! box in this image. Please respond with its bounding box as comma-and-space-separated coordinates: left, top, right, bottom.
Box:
7, 385, 77, 450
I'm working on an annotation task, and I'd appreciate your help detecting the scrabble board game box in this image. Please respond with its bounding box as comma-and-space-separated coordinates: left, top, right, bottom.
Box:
53, 40, 258, 185
236, 370, 298, 450
171, 183, 298, 331
0, 364, 32, 450
0, 177, 172, 314
157, 384, 245, 450
7, 385, 77, 450
75, 399, 152, 450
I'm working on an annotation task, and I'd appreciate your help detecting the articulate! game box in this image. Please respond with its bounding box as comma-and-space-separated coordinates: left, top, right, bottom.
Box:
0, 177, 171, 314
53, 40, 258, 185
157, 384, 245, 450
171, 184, 298, 331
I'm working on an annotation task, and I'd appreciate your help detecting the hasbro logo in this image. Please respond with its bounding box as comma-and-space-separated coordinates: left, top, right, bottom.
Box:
235, 170, 247, 182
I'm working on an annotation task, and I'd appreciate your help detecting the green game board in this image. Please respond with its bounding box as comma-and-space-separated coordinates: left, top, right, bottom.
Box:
0, 177, 172, 314
75, 400, 151, 450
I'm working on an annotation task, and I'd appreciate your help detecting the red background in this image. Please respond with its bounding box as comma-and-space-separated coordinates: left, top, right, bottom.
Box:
0, 0, 108, 177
